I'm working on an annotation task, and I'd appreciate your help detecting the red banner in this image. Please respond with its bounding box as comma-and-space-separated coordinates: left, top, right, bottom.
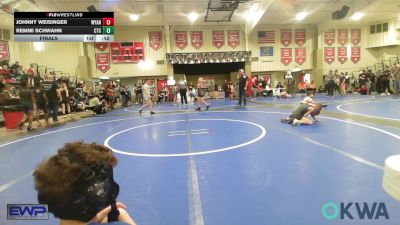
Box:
325, 29, 335, 46
337, 47, 348, 64
95, 43, 109, 52
280, 29, 292, 47
295, 48, 306, 65
325, 47, 335, 64
351, 29, 361, 45
175, 31, 188, 50
295, 29, 306, 46
149, 31, 162, 51
212, 30, 225, 48
337, 29, 348, 46
191, 31, 203, 49
351, 47, 361, 64
110, 42, 145, 63
228, 30, 240, 49
281, 48, 292, 66
96, 53, 110, 73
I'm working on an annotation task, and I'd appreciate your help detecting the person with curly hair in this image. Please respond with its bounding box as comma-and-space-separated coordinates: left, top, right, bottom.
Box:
33, 142, 136, 225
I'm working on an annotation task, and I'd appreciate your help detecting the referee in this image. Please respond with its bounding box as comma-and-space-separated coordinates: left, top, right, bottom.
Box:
237, 69, 248, 107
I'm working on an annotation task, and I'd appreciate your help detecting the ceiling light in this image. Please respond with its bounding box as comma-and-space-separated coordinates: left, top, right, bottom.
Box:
351, 12, 364, 21
188, 12, 199, 23
99, 76, 110, 80
129, 14, 139, 21
296, 12, 308, 21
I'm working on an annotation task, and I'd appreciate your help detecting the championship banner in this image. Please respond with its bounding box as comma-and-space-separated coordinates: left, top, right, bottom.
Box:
295, 29, 306, 46
351, 29, 361, 45
96, 53, 110, 73
280, 29, 292, 47
212, 30, 225, 48
0, 41, 10, 61
95, 43, 109, 52
324, 47, 335, 64
337, 29, 348, 46
228, 30, 240, 49
281, 48, 292, 66
337, 47, 348, 64
295, 48, 306, 65
324, 29, 335, 46
175, 31, 188, 50
351, 47, 361, 64
149, 31, 162, 51
191, 31, 203, 49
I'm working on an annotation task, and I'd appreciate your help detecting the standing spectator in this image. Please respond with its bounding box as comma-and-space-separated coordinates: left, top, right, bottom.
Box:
237, 69, 248, 107
339, 73, 346, 96
178, 77, 188, 105
367, 70, 376, 94
19, 79, 36, 131
106, 83, 115, 109
43, 75, 61, 124
134, 83, 142, 105
172, 83, 179, 105
34, 82, 48, 127
188, 82, 195, 103
60, 82, 71, 117
380, 66, 391, 96
223, 80, 228, 98
228, 81, 234, 99
119, 84, 127, 107
393, 64, 400, 94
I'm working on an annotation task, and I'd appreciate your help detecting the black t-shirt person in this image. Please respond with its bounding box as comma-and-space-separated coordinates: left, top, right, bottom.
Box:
239, 75, 247, 91
43, 81, 59, 102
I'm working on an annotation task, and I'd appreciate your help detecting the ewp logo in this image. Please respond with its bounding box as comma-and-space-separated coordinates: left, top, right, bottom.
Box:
7, 204, 48, 220
321, 202, 389, 220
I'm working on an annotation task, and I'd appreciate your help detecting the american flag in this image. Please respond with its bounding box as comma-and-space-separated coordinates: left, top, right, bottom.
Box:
258, 31, 275, 44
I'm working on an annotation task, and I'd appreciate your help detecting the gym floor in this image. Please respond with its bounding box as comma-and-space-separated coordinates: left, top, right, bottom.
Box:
0, 94, 399, 225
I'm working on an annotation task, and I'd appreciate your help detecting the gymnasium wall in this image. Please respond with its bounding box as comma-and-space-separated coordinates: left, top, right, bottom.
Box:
1, 21, 399, 86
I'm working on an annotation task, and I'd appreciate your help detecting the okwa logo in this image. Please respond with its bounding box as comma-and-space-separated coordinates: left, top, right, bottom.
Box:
321, 202, 390, 220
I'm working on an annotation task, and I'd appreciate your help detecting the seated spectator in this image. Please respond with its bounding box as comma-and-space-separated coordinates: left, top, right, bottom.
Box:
262, 84, 273, 97
88, 95, 107, 114
317, 85, 325, 93
33, 142, 136, 225
359, 84, 368, 95
276, 82, 284, 89
277, 91, 292, 98
307, 80, 316, 94
0, 84, 20, 105
298, 81, 307, 94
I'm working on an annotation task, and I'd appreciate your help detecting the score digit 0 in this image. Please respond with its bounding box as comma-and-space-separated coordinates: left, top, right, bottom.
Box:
102, 18, 114, 26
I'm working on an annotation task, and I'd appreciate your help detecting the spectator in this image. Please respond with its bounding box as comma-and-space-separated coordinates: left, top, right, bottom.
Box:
307, 80, 316, 95
19, 78, 36, 131
60, 82, 71, 117
0, 84, 19, 105
298, 81, 307, 95
380, 66, 391, 96
33, 142, 137, 225
89, 95, 107, 114
34, 81, 48, 127
134, 84, 142, 105
43, 74, 61, 124
106, 83, 115, 109
178, 78, 188, 105
276, 82, 284, 89
326, 70, 335, 97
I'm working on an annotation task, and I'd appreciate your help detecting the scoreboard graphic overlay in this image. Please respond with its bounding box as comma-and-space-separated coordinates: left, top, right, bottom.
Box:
14, 12, 114, 42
